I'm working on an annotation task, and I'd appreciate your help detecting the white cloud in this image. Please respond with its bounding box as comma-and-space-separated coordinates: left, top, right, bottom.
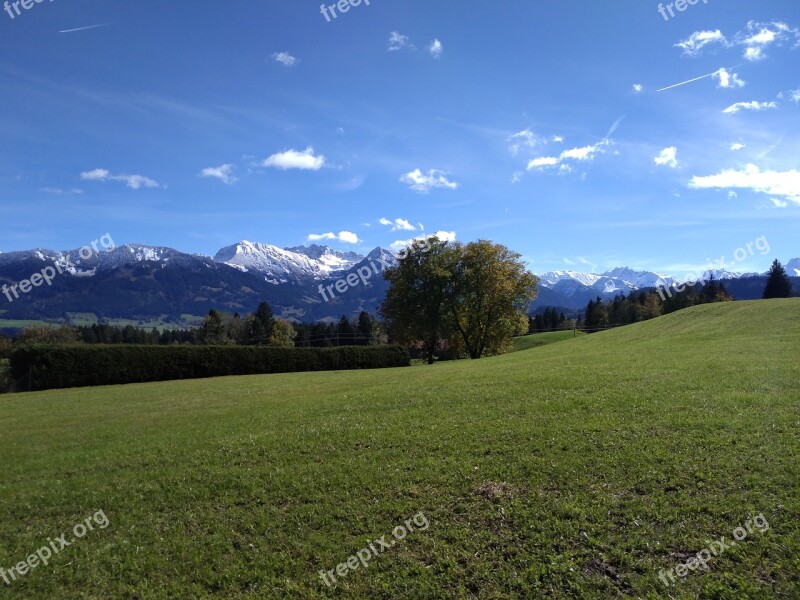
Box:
307, 231, 360, 244
379, 217, 417, 231
199, 164, 237, 185
507, 129, 541, 155
271, 52, 298, 67
39, 187, 84, 195
654, 147, 679, 168
778, 89, 800, 103
432, 230, 456, 242
526, 140, 609, 171
552, 135, 564, 143
633, 83, 643, 93
262, 147, 326, 170
561, 143, 606, 161
80, 168, 160, 190
675, 22, 799, 61
527, 157, 559, 169
737, 21, 798, 61
390, 230, 456, 251
511, 171, 523, 184
400, 168, 458, 193
429, 39, 443, 59
689, 163, 800, 205
388, 32, 410, 51
712, 68, 745, 89
771, 198, 788, 208
730, 143, 746, 151
722, 101, 778, 114
675, 30, 728, 56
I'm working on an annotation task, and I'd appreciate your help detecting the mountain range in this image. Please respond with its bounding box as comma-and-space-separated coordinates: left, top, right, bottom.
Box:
0, 241, 797, 330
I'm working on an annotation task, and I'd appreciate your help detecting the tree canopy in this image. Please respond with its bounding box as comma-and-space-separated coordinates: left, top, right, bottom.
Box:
382, 237, 538, 361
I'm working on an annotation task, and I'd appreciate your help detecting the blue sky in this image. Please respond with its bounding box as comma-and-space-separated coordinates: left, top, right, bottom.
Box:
1, 0, 798, 275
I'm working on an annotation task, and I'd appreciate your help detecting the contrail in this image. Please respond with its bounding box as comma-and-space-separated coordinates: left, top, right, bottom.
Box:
657, 70, 718, 92
59, 23, 112, 33
657, 65, 744, 92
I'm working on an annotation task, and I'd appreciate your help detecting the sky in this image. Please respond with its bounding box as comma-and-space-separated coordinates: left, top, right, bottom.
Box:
1, 0, 798, 276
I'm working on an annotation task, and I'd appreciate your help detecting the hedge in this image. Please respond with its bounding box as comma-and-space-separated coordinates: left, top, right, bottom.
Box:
9, 344, 410, 392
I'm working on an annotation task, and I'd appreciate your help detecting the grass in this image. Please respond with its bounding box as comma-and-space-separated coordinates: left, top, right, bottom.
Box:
510, 330, 586, 353
0, 299, 797, 598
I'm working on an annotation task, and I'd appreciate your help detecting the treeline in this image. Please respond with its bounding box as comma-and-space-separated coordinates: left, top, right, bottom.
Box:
527, 307, 573, 333
0, 303, 386, 351
582, 276, 733, 329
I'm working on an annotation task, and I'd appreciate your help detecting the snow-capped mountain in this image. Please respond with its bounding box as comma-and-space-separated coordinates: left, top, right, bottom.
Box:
786, 258, 800, 277
213, 241, 362, 284
539, 267, 679, 297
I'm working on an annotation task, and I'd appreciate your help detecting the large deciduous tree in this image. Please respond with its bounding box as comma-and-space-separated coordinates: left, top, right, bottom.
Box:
446, 240, 538, 358
381, 237, 538, 362
381, 237, 451, 364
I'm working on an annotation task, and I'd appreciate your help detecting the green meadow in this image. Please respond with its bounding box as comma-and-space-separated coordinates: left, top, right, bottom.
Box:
0, 299, 797, 598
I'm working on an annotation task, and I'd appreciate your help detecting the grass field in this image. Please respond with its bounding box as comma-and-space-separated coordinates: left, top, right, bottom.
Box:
510, 330, 586, 353
0, 300, 798, 598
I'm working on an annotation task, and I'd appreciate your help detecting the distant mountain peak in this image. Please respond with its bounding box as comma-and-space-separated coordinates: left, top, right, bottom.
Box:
213, 241, 362, 283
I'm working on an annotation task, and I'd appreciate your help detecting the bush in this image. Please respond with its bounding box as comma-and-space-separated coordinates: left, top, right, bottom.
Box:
0, 359, 10, 394
9, 345, 410, 392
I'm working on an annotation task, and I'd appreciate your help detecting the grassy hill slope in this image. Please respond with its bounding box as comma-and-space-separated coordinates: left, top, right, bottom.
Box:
0, 299, 797, 598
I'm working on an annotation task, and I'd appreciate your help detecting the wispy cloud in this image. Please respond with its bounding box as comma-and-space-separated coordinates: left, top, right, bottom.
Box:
388, 32, 411, 51
429, 39, 443, 59
400, 169, 459, 193
271, 52, 298, 67
507, 129, 542, 155
527, 140, 609, 171
738, 21, 799, 61
379, 217, 417, 231
674, 30, 728, 56
307, 231, 360, 244
199, 164, 237, 185
80, 168, 160, 190
632, 83, 643, 93
262, 147, 325, 170
722, 100, 777, 114
39, 187, 84, 195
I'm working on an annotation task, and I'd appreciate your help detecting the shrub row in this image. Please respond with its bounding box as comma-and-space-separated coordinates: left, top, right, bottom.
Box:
9, 344, 410, 392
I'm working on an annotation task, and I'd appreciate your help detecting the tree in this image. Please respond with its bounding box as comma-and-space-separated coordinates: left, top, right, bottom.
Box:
381, 237, 450, 364
199, 310, 227, 345
357, 311, 374, 345
0, 335, 12, 358
445, 240, 538, 358
763, 259, 792, 299
246, 301, 276, 345
270, 320, 296, 347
